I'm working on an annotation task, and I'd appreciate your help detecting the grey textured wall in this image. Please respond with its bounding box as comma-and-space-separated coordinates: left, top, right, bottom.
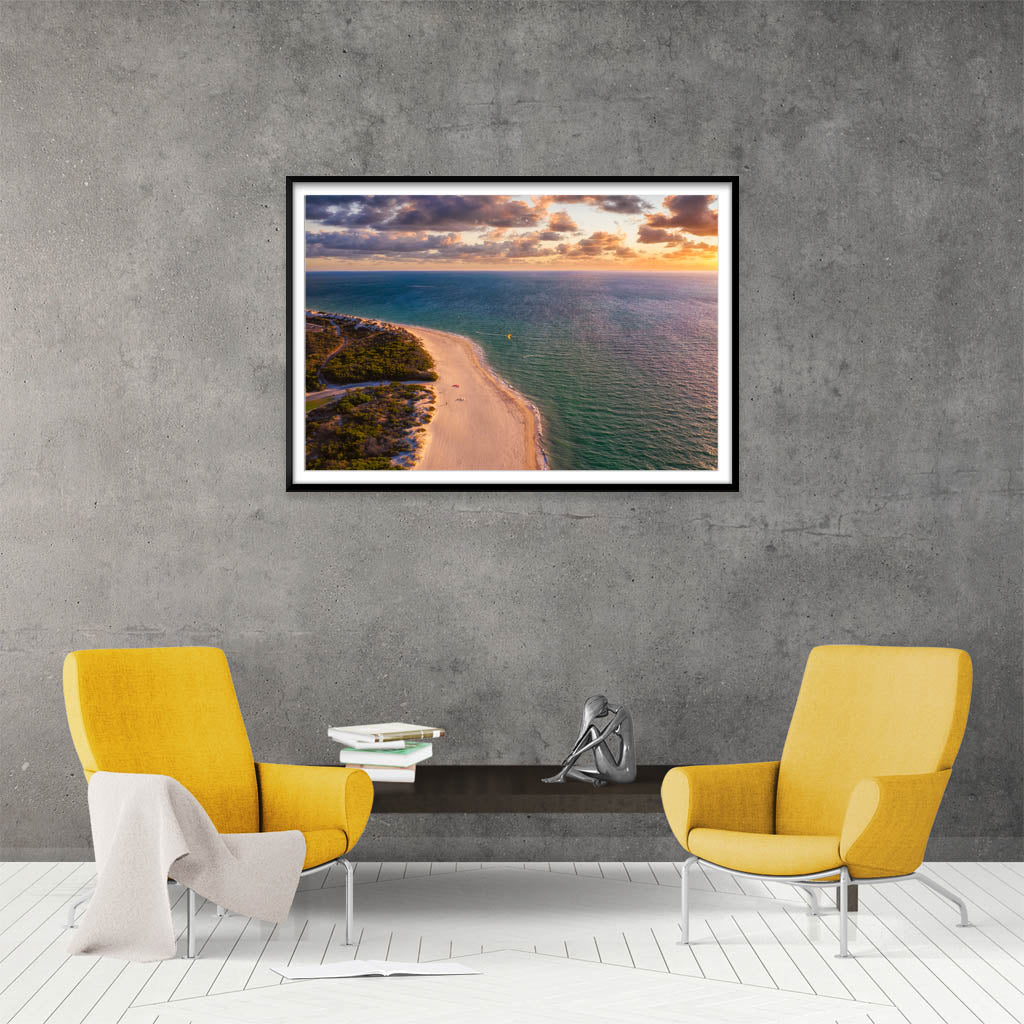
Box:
1, 1, 1021, 861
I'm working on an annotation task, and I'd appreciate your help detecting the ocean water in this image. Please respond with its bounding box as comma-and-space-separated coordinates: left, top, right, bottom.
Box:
305, 270, 718, 472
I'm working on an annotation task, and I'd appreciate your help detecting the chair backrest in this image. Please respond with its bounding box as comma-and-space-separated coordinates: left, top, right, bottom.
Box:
63, 646, 259, 834
776, 645, 971, 837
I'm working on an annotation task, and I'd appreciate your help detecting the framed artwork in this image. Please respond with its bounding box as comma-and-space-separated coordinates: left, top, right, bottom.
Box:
287, 177, 737, 490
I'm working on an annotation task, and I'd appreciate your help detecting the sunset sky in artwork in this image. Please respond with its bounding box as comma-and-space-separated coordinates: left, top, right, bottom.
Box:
304, 194, 718, 271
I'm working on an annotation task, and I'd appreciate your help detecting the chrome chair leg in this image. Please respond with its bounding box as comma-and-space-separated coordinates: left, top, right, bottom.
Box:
340, 858, 355, 944
66, 889, 93, 929
678, 856, 694, 944
678, 858, 965, 961
837, 867, 851, 958
917, 870, 970, 927
797, 883, 822, 917
186, 887, 197, 958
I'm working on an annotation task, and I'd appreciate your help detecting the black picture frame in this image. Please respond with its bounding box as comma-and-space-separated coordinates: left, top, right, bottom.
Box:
287, 176, 738, 491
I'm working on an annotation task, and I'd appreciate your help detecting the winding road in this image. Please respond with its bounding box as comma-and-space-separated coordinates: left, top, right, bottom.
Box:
306, 380, 397, 403
309, 329, 389, 401
306, 318, 427, 404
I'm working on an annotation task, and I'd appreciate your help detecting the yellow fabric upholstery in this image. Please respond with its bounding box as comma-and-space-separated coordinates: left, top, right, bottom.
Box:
299, 830, 350, 871
256, 763, 374, 860
777, 645, 971, 837
840, 771, 951, 878
64, 647, 259, 834
64, 647, 374, 871
661, 645, 971, 880
688, 829, 841, 876
661, 762, 778, 849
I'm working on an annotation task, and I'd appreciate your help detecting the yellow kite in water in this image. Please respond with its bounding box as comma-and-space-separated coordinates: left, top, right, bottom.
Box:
506, 333, 512, 339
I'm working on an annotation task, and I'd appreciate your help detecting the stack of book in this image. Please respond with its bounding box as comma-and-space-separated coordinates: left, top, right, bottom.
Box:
327, 721, 445, 783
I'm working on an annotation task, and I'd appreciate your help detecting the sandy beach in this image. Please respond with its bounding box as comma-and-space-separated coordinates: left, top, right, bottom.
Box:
400, 324, 546, 471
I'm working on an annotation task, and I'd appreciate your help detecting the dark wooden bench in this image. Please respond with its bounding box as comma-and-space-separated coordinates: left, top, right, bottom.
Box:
369, 764, 674, 814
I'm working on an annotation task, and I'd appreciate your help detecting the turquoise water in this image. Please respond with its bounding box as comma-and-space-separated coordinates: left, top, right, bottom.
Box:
306, 270, 718, 471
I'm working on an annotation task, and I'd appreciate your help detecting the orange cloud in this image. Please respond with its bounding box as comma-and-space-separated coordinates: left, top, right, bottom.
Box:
547, 210, 578, 233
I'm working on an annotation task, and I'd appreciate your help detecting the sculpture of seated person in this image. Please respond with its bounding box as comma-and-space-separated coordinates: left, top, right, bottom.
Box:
543, 695, 636, 787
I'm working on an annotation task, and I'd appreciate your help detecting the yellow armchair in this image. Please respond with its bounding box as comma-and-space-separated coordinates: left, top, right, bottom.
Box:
661, 645, 972, 957
64, 646, 373, 950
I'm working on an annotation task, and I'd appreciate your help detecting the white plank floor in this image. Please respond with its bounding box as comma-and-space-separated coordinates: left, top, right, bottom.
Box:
0, 861, 1021, 1024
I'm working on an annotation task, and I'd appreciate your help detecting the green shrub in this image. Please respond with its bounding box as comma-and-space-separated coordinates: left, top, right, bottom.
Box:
305, 383, 433, 470
321, 329, 437, 386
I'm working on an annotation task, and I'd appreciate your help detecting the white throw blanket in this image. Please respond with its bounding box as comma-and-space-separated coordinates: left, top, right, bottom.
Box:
68, 772, 306, 961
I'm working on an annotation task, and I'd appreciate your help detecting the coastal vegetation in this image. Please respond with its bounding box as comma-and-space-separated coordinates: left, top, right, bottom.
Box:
305, 314, 339, 391
305, 383, 434, 470
304, 312, 440, 468
320, 325, 437, 386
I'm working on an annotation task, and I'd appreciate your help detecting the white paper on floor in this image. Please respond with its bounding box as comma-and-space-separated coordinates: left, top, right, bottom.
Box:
270, 959, 480, 980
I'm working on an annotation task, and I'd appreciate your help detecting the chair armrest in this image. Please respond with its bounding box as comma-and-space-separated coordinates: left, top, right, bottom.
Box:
661, 761, 780, 851
255, 763, 373, 850
840, 770, 950, 877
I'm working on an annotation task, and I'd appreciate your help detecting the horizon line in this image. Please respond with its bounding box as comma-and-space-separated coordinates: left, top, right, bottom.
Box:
305, 267, 717, 274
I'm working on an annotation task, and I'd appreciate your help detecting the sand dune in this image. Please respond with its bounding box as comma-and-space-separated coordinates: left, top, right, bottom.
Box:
401, 325, 545, 472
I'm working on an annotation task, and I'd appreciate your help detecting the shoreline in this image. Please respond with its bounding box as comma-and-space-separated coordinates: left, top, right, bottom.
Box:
394, 321, 547, 472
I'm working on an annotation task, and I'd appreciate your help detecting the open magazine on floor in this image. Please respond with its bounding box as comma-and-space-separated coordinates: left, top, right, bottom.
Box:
271, 959, 480, 979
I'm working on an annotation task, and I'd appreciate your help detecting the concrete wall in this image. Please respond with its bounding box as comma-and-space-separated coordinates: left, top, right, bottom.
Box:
2, 1, 1021, 860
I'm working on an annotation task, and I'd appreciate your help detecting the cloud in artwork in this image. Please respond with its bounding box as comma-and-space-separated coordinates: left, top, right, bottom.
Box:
306, 195, 549, 232
550, 195, 654, 214
307, 228, 555, 262
638, 225, 717, 246
305, 230, 458, 257
657, 240, 718, 259
491, 233, 548, 258
637, 225, 676, 244
306, 226, 647, 263
547, 210, 578, 233
304, 192, 717, 268
557, 231, 637, 260
643, 195, 718, 236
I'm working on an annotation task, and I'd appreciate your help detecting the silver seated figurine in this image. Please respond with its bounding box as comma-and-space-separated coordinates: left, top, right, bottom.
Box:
543, 695, 636, 786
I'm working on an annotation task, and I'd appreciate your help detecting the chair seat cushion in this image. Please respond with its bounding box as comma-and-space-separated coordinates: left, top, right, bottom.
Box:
298, 828, 349, 870
687, 828, 841, 876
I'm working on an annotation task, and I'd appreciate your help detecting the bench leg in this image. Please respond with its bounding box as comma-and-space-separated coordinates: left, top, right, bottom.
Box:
835, 883, 858, 912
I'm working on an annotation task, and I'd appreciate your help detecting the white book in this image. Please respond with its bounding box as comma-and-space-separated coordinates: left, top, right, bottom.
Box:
347, 764, 417, 783
336, 741, 432, 767
328, 721, 446, 745
271, 959, 478, 979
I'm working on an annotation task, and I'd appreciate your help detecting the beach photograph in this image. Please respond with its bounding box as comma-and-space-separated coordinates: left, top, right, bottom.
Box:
288, 179, 736, 488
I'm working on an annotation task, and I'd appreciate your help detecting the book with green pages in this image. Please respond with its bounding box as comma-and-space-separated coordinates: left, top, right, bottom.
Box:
335, 741, 433, 767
